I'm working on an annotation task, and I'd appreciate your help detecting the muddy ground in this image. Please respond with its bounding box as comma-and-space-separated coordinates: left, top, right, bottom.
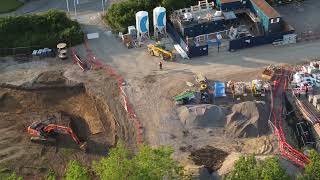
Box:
0, 58, 137, 178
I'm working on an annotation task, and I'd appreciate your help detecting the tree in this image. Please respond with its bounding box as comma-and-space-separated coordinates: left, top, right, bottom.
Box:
227, 155, 289, 180
64, 160, 89, 180
93, 142, 133, 180
104, 0, 199, 33
93, 142, 182, 180
302, 150, 320, 180
132, 145, 182, 180
260, 157, 289, 180
226, 155, 259, 180
0, 10, 83, 50
46, 169, 56, 180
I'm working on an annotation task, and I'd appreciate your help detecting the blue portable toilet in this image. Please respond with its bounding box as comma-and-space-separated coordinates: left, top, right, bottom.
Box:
214, 81, 226, 97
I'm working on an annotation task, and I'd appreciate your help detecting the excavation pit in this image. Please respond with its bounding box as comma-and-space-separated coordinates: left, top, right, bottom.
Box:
0, 71, 135, 178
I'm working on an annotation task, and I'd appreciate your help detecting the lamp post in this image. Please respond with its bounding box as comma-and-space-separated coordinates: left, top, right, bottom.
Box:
74, 0, 77, 19
102, 0, 105, 14
66, 0, 70, 12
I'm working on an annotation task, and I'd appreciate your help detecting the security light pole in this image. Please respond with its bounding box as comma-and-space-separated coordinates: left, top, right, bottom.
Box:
102, 0, 105, 14
66, 0, 70, 12
74, 0, 77, 19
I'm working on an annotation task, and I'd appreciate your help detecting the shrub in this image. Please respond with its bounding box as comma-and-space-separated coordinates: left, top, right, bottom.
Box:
64, 160, 89, 180
104, 0, 200, 33
0, 10, 83, 48
93, 142, 182, 180
226, 155, 289, 180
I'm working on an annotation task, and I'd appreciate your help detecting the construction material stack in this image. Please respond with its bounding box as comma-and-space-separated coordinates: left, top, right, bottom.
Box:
251, 79, 265, 97
121, 26, 137, 49
261, 65, 275, 81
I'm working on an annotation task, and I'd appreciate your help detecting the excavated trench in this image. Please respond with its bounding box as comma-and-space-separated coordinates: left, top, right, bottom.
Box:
0, 71, 137, 178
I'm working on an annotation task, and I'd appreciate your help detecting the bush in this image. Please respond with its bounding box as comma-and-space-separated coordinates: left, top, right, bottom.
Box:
64, 160, 89, 180
301, 150, 320, 180
93, 142, 183, 180
104, 0, 200, 33
226, 155, 289, 180
0, 10, 83, 48
46, 169, 56, 180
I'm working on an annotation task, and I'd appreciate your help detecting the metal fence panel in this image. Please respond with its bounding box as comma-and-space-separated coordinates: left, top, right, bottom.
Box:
229, 31, 292, 51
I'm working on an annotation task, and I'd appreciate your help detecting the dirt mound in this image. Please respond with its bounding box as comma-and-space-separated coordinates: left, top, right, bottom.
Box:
226, 101, 269, 138
178, 105, 225, 127
190, 146, 229, 173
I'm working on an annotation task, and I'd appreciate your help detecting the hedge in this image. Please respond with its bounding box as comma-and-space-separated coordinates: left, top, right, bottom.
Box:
0, 10, 83, 48
104, 0, 201, 33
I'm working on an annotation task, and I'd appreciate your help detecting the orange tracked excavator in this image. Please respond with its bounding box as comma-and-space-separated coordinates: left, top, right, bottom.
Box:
27, 117, 87, 151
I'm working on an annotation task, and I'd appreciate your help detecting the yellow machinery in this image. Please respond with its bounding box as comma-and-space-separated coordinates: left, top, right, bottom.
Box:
251, 79, 265, 96
147, 42, 175, 61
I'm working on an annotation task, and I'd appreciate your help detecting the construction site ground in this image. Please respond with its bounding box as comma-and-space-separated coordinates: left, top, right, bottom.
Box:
0, 57, 138, 178
1, 0, 320, 178
70, 21, 320, 177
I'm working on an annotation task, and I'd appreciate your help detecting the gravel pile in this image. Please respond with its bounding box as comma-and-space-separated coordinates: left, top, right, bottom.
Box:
225, 101, 269, 138
178, 104, 226, 127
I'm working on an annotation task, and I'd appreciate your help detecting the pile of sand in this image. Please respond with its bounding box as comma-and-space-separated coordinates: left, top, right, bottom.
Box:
225, 101, 269, 138
178, 104, 225, 127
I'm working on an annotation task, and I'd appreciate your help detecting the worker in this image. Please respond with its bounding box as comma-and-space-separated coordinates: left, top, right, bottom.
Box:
159, 61, 163, 70
306, 87, 308, 98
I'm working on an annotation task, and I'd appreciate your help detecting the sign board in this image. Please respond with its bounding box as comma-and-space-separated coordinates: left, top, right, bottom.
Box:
87, 33, 99, 40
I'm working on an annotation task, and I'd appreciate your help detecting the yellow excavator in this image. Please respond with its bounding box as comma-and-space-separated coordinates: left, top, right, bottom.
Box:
147, 42, 175, 61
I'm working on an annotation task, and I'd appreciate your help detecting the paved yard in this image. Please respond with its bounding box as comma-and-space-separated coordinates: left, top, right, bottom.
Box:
276, 0, 320, 34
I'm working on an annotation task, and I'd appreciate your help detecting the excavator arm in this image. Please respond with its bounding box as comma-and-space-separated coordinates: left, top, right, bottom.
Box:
43, 124, 81, 144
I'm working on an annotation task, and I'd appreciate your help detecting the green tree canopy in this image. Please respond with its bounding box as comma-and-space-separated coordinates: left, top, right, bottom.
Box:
227, 155, 289, 180
0, 10, 83, 49
302, 150, 320, 180
93, 142, 182, 180
104, 0, 200, 33
64, 160, 89, 180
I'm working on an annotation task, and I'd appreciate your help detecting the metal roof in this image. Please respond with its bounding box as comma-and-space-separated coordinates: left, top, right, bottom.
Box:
220, 0, 241, 3
250, 0, 280, 18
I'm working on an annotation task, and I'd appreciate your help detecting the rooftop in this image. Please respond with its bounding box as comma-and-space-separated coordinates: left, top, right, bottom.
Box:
250, 0, 280, 18
220, 0, 241, 3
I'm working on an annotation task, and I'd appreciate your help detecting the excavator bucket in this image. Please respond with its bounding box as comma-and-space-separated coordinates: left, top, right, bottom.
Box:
80, 142, 88, 152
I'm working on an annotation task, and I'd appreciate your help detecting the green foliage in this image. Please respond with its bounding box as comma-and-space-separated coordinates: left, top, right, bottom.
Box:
259, 157, 289, 180
226, 155, 289, 180
0, 0, 23, 14
302, 150, 320, 180
227, 155, 259, 180
46, 169, 56, 180
0, 10, 83, 48
0, 172, 23, 180
93, 142, 182, 180
104, 0, 199, 33
64, 160, 89, 180
93, 142, 133, 179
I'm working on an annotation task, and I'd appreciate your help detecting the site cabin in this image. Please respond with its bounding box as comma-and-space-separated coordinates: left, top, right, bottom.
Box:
215, 0, 283, 34
292, 84, 313, 95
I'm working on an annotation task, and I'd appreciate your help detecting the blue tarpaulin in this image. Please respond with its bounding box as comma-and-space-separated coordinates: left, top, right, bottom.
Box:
214, 82, 226, 97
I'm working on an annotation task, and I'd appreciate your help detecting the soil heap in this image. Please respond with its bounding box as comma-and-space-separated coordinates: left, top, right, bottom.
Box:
225, 101, 269, 138
178, 104, 225, 127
